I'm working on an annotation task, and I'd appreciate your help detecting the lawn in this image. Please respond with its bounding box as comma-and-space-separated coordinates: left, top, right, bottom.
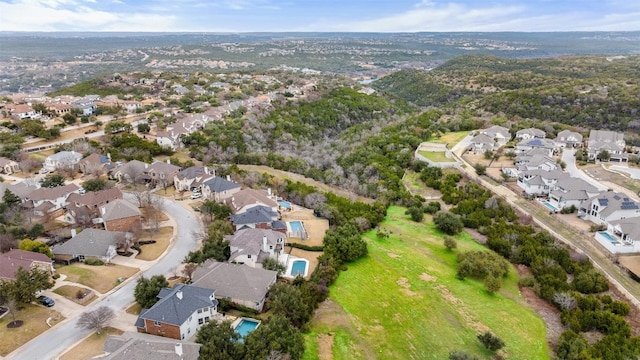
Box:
305, 206, 549, 360
56, 263, 139, 294
0, 305, 65, 356
53, 285, 96, 305
136, 226, 173, 261
402, 170, 441, 199
417, 150, 455, 163
431, 130, 470, 146
59, 327, 123, 360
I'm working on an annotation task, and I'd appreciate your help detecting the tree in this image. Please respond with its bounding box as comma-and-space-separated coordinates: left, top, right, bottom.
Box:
444, 236, 457, 251
134, 275, 168, 309
105, 120, 132, 134
261, 257, 286, 276
556, 330, 591, 360
484, 275, 502, 295
596, 150, 611, 162
268, 283, 311, 328
18, 239, 53, 258
477, 331, 505, 352
200, 200, 232, 223
181, 263, 198, 283
573, 270, 609, 294
62, 113, 77, 125
406, 207, 424, 222
0, 267, 52, 307
76, 306, 115, 334
323, 223, 367, 264
244, 315, 304, 360
82, 178, 111, 192
196, 320, 244, 360
473, 163, 487, 175
2, 189, 21, 208
40, 173, 65, 188
137, 122, 151, 134
433, 211, 464, 235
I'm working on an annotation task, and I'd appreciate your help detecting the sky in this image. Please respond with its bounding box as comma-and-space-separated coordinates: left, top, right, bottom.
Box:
1, 0, 640, 33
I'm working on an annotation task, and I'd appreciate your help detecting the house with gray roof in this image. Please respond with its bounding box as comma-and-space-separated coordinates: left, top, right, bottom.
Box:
579, 191, 640, 226
548, 175, 601, 210
515, 128, 546, 141
201, 176, 241, 202
555, 130, 583, 148
469, 133, 497, 154
147, 161, 180, 188
230, 205, 280, 230
192, 260, 277, 311
25, 183, 80, 216
135, 283, 218, 340
481, 125, 511, 147
587, 130, 627, 162
223, 188, 278, 214
64, 188, 123, 224
43, 151, 83, 171
99, 199, 141, 232
602, 219, 640, 253
517, 168, 564, 196
113, 160, 150, 183
102, 332, 200, 360
225, 228, 286, 267
514, 138, 556, 155
52, 228, 131, 264
173, 166, 215, 191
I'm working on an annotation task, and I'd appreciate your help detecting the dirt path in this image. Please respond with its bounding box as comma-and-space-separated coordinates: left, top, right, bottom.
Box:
237, 164, 376, 204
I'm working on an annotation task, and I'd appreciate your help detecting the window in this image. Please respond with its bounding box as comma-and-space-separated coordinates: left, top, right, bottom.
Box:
198, 318, 204, 325
205, 317, 210, 322
154, 321, 161, 326
197, 308, 203, 314
247, 254, 251, 258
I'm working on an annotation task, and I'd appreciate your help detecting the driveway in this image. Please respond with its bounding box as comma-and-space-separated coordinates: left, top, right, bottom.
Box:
9, 195, 202, 360
610, 164, 640, 180
561, 149, 608, 191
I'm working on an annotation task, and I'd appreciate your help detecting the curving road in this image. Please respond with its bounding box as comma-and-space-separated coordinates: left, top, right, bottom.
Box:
9, 195, 202, 360
561, 149, 608, 191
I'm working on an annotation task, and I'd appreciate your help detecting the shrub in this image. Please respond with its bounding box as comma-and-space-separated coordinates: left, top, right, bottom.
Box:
433, 211, 464, 235
444, 236, 457, 251
477, 331, 505, 352
84, 258, 104, 266
449, 350, 479, 360
288, 243, 324, 252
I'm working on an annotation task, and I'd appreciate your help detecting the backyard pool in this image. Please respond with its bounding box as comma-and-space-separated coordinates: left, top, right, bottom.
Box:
278, 200, 292, 209
234, 318, 260, 338
598, 231, 620, 245
540, 200, 558, 212
290, 260, 308, 277
289, 220, 304, 232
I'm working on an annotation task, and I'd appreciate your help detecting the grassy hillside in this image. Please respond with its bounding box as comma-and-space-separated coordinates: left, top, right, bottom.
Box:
304, 206, 549, 360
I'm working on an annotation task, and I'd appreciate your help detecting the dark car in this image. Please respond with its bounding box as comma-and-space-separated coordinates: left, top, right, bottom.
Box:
37, 295, 55, 307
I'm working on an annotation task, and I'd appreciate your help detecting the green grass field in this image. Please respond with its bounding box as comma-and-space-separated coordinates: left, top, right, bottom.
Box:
431, 130, 470, 146
417, 150, 456, 163
304, 206, 549, 360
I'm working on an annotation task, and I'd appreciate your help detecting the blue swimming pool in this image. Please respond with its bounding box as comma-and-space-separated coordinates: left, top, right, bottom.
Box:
291, 260, 307, 276
541, 201, 558, 212
598, 231, 620, 245
278, 200, 292, 209
289, 220, 304, 232
234, 318, 260, 338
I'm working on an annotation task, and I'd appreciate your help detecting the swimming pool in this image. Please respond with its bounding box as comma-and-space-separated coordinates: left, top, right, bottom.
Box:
289, 220, 304, 232
541, 200, 558, 212
291, 260, 307, 277
278, 200, 292, 209
234, 318, 260, 338
598, 231, 620, 245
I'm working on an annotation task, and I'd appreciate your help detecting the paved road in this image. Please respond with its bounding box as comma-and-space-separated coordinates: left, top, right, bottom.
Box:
561, 149, 608, 191
9, 195, 201, 360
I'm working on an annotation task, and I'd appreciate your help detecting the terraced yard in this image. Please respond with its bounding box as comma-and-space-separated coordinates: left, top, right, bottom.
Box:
304, 206, 549, 360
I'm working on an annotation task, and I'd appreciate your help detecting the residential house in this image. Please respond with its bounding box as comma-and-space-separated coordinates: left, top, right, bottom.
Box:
52, 228, 132, 264
25, 183, 80, 216
555, 130, 583, 148
43, 151, 83, 171
608, 219, 640, 246
45, 102, 72, 116
102, 332, 200, 360
173, 166, 215, 191
230, 205, 281, 230
225, 228, 286, 267
481, 125, 511, 147
517, 168, 564, 196
0, 249, 54, 280
514, 148, 558, 168
469, 133, 497, 154
0, 157, 20, 175
514, 138, 556, 155
64, 188, 123, 225
224, 188, 278, 214
7, 103, 38, 119
156, 114, 213, 150
135, 283, 218, 340
201, 176, 241, 202
192, 260, 277, 312
548, 175, 601, 210
587, 130, 627, 162
78, 153, 111, 175
579, 192, 640, 226
147, 161, 180, 188
113, 160, 150, 183
515, 128, 546, 141
98, 199, 141, 232
0, 181, 39, 201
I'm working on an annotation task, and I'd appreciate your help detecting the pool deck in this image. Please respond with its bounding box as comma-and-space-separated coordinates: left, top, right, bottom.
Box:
283, 257, 309, 279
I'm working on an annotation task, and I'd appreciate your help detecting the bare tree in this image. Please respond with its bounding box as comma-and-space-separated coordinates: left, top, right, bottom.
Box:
553, 292, 577, 310
182, 263, 198, 283
18, 153, 40, 173
0, 234, 18, 253
266, 350, 291, 360
146, 195, 165, 233
304, 192, 327, 209
76, 306, 115, 334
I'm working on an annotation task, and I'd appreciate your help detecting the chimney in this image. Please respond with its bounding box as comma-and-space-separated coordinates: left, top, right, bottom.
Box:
176, 290, 183, 300
71, 228, 77, 238
226, 175, 231, 181
175, 343, 183, 357
263, 235, 267, 249
145, 163, 148, 169
204, 166, 209, 175
267, 188, 272, 197
100, 206, 106, 215
166, 158, 170, 164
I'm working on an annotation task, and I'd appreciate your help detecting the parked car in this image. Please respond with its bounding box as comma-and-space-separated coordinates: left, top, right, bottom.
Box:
37, 295, 55, 307
78, 187, 86, 194
190, 192, 202, 200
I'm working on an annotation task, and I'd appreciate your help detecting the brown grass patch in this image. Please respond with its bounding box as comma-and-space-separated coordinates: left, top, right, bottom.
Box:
387, 252, 400, 258
125, 303, 141, 315
282, 210, 329, 247
419, 273, 436, 282
0, 305, 65, 356
434, 284, 489, 333
56, 263, 139, 294
288, 247, 322, 279
53, 285, 96, 306
317, 333, 334, 360
59, 327, 123, 360
136, 226, 173, 261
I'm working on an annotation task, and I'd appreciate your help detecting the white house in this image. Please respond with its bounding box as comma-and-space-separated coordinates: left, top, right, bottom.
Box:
469, 134, 497, 154
156, 114, 213, 150
514, 138, 556, 155
225, 228, 286, 267
201, 176, 241, 202
174, 166, 215, 191
587, 130, 627, 162
548, 175, 601, 210
481, 125, 511, 147
515, 128, 545, 141
555, 130, 583, 148
0, 157, 20, 175
25, 183, 80, 216
579, 191, 640, 226
517, 168, 564, 196
43, 151, 83, 171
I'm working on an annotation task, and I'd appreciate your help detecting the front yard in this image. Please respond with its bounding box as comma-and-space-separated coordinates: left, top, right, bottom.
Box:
136, 226, 174, 261
53, 285, 96, 306
56, 263, 139, 294
0, 305, 65, 356
59, 327, 123, 360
